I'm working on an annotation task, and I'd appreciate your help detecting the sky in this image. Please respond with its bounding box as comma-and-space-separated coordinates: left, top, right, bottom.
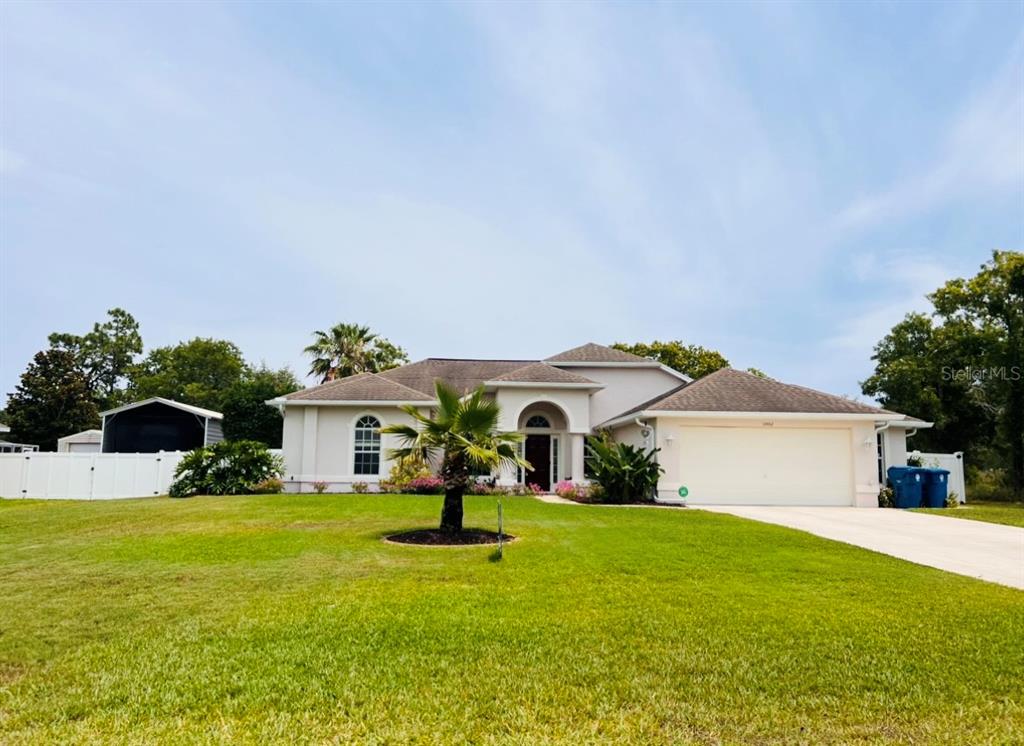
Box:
1, 0, 1022, 406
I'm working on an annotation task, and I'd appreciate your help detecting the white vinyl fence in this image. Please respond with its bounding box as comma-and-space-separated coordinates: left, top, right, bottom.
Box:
919, 451, 967, 503
0, 451, 186, 500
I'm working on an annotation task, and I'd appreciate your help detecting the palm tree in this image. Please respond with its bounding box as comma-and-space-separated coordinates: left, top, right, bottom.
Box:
382, 381, 530, 533
303, 323, 407, 383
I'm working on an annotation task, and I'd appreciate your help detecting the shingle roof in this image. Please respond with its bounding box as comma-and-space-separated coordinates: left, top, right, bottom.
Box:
379, 358, 536, 395
285, 372, 434, 402
487, 362, 599, 385
612, 368, 890, 417
545, 342, 649, 364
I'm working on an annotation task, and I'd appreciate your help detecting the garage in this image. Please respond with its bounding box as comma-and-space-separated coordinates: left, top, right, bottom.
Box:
675, 425, 854, 506
603, 368, 903, 508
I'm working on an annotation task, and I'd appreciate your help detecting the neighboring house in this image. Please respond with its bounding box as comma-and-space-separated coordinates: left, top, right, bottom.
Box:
100, 398, 223, 453
0, 423, 40, 453
269, 343, 930, 507
57, 429, 103, 453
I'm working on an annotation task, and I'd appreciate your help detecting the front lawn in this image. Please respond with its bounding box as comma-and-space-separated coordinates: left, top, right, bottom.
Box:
1, 494, 1021, 743
914, 500, 1024, 528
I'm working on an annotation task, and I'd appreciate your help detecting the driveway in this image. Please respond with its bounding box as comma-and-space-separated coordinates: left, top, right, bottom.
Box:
698, 506, 1024, 590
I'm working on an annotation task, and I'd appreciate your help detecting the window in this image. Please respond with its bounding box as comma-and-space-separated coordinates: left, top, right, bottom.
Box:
525, 415, 550, 428
551, 435, 560, 483
354, 415, 381, 475
583, 435, 597, 479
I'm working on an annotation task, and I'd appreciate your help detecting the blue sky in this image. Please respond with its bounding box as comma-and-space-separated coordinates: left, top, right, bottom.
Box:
2, 1, 1022, 405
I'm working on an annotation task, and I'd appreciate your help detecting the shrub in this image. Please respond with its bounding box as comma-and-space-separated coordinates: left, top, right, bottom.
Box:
168, 440, 284, 498
946, 490, 961, 508
407, 476, 445, 494
526, 482, 544, 495
585, 437, 663, 503
966, 467, 1013, 502
383, 454, 433, 492
586, 482, 607, 503
252, 477, 284, 494
878, 486, 894, 508
352, 481, 369, 494
312, 481, 328, 494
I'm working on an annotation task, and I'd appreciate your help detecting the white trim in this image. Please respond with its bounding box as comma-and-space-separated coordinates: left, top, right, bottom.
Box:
510, 398, 580, 434
268, 398, 436, 407
351, 412, 385, 478
888, 420, 934, 429
601, 409, 905, 428
483, 381, 604, 390
549, 361, 691, 382
100, 397, 222, 420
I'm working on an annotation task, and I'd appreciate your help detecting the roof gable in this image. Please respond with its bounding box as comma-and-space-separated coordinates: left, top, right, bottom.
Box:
487, 362, 599, 385
379, 358, 535, 395
285, 372, 434, 402
545, 342, 649, 364
638, 368, 888, 415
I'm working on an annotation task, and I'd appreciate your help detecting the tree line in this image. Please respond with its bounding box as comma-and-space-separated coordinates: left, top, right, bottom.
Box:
2, 318, 412, 452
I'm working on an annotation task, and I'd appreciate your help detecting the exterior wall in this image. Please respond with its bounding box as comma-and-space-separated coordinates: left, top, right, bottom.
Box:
881, 428, 909, 473
611, 421, 650, 450
204, 419, 224, 445
494, 388, 591, 434
280, 405, 429, 493
652, 417, 880, 507
554, 365, 682, 427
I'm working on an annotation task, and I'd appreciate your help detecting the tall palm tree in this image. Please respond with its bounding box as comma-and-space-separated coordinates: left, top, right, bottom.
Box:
383, 381, 530, 533
303, 323, 408, 383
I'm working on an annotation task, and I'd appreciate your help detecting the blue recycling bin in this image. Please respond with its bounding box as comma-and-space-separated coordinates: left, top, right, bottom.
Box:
921, 468, 951, 508
887, 466, 924, 508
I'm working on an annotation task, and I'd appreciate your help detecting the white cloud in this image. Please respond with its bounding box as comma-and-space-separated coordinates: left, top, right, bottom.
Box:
834, 37, 1024, 232
825, 254, 952, 353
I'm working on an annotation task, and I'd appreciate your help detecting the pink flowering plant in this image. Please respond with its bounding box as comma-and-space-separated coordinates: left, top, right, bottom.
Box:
554, 480, 582, 500
406, 476, 445, 495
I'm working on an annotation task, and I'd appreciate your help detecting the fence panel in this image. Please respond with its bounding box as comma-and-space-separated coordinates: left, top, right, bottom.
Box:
919, 451, 967, 502
0, 451, 186, 500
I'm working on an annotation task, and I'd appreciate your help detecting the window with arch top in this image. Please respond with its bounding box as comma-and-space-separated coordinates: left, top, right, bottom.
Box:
354, 415, 381, 475
525, 415, 551, 428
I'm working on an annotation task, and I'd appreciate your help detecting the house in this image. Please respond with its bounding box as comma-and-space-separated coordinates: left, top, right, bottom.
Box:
0, 423, 40, 453
269, 343, 929, 507
100, 398, 223, 453
57, 429, 103, 453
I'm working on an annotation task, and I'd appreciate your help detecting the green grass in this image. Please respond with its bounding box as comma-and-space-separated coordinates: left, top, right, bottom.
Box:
1, 495, 1021, 744
914, 500, 1024, 528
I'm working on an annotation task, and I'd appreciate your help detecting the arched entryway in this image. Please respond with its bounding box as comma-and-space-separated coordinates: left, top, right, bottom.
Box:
516, 402, 569, 491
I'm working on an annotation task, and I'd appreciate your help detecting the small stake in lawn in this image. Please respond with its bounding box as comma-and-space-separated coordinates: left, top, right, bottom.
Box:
497, 497, 504, 560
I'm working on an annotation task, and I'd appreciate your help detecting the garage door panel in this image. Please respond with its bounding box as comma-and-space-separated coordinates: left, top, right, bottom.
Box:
678, 426, 853, 506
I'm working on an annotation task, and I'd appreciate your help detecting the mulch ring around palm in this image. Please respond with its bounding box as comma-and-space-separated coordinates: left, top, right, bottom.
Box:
384, 529, 515, 546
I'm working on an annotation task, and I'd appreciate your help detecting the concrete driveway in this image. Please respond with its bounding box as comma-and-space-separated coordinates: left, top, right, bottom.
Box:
698, 506, 1024, 590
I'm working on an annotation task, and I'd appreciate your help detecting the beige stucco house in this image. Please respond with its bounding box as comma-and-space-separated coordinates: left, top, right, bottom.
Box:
269, 343, 928, 507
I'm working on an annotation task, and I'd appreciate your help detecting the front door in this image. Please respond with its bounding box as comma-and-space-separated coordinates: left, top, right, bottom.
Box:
524, 434, 551, 491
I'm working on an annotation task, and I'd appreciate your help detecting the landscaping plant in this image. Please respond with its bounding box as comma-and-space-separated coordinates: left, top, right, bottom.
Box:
167, 440, 284, 498
382, 381, 529, 532
586, 436, 663, 503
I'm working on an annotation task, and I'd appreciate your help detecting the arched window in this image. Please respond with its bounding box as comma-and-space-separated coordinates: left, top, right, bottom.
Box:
525, 415, 551, 428
353, 415, 381, 475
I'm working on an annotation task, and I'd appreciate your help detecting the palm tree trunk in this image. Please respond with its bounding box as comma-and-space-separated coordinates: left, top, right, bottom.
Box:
439, 487, 464, 533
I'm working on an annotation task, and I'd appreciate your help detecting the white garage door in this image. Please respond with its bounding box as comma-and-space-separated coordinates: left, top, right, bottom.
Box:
677, 426, 854, 506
